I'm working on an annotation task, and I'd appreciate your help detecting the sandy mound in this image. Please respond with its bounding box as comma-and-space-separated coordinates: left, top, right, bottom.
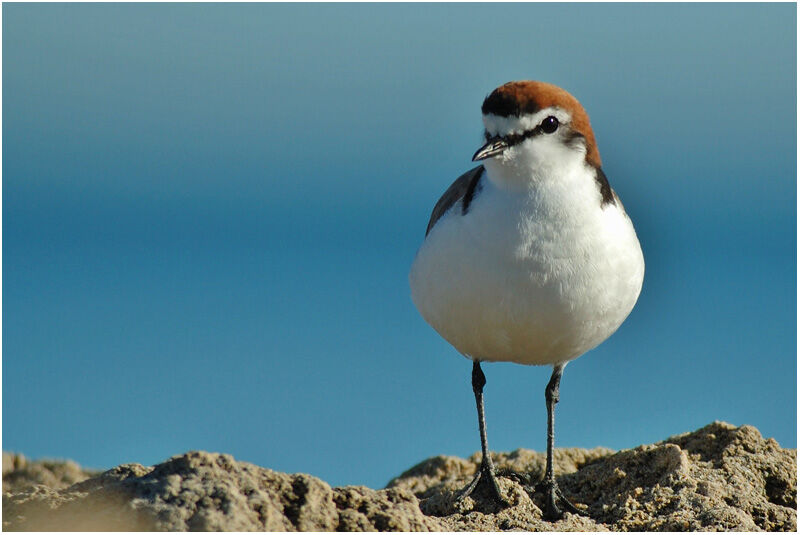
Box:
2, 452, 99, 493
3, 422, 796, 531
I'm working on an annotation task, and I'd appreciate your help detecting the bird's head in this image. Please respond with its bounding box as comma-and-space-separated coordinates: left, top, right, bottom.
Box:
474, 81, 600, 183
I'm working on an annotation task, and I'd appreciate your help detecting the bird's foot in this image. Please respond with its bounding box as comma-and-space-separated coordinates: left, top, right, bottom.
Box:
455, 461, 508, 508
536, 478, 587, 521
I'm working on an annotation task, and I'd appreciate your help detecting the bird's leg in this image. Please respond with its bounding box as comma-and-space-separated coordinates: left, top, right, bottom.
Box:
538, 363, 585, 520
456, 361, 506, 505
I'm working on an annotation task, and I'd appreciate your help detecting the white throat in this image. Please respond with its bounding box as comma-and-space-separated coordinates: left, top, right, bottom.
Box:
482, 139, 590, 194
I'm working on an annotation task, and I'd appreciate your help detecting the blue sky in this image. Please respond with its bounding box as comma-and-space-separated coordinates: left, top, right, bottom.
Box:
3, 3, 796, 489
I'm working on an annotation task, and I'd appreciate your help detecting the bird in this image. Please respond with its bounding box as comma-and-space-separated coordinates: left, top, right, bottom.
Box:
408, 81, 644, 520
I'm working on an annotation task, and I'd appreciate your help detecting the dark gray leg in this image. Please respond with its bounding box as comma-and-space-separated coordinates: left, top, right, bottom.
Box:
540, 363, 585, 520
456, 361, 506, 505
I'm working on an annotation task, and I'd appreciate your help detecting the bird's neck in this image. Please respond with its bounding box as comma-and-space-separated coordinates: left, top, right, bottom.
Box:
483, 152, 592, 196
482, 154, 610, 225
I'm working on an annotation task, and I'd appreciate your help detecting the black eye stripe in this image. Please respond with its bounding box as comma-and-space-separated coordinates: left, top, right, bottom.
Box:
504, 128, 539, 146
506, 122, 551, 145
491, 116, 560, 147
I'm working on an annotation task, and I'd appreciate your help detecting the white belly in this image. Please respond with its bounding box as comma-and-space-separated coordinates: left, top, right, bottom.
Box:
409, 174, 644, 366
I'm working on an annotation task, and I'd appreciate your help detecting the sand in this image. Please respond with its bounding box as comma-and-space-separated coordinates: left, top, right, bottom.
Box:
3, 421, 796, 531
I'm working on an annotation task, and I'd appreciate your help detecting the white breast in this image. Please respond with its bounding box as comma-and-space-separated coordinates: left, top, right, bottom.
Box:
409, 164, 644, 366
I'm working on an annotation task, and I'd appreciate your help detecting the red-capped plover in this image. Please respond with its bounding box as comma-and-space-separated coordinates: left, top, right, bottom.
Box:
409, 81, 644, 519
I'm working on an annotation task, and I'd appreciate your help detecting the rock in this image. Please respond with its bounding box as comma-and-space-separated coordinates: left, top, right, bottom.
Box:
3, 422, 796, 531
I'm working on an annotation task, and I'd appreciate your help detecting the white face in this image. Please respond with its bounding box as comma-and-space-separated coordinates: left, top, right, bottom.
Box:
481, 107, 588, 186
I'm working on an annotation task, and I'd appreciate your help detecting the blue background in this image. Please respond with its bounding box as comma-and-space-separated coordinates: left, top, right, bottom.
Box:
3, 3, 796, 489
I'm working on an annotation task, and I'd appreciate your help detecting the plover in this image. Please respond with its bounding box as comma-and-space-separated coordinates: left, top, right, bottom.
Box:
409, 81, 644, 520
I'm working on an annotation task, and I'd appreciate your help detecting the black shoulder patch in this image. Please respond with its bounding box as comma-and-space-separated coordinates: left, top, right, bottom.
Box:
461, 167, 483, 215
425, 166, 484, 236
595, 167, 615, 206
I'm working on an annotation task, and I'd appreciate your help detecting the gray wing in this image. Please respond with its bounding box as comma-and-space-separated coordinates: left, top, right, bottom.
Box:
425, 165, 484, 236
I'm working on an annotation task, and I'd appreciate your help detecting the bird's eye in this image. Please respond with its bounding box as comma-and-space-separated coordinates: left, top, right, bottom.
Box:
541, 116, 559, 134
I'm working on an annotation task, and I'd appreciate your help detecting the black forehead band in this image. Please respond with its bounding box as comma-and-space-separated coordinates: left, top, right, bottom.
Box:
481, 91, 541, 117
